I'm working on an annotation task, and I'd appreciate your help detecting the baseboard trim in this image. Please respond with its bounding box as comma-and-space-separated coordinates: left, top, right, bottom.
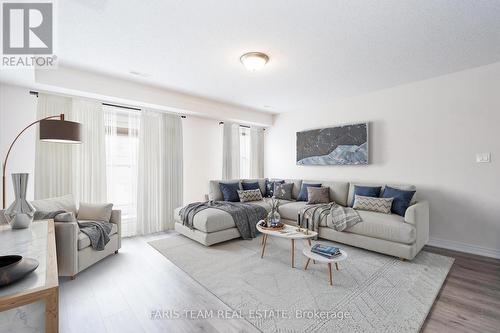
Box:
428, 237, 500, 259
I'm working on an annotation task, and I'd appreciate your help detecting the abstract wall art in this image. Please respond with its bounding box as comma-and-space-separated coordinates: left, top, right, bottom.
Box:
296, 123, 368, 165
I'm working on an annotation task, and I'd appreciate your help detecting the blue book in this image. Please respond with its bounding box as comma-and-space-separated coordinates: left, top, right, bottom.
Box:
312, 244, 340, 255
311, 249, 342, 259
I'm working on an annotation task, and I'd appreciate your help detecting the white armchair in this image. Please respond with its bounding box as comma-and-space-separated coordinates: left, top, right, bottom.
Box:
31, 195, 121, 279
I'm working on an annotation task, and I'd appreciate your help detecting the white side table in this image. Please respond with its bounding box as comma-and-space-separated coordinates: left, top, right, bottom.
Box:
302, 248, 348, 286
257, 223, 318, 268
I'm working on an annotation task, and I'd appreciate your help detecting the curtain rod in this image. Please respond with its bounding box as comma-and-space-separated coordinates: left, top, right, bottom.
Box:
29, 91, 186, 118
218, 121, 265, 131
102, 102, 141, 111
218, 121, 250, 129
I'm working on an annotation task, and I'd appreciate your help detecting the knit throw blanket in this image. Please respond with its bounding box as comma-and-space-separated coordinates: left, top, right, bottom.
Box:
179, 201, 267, 240
34, 210, 113, 251
298, 203, 362, 235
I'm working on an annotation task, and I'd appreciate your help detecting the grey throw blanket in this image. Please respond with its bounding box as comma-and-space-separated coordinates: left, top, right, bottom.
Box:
298, 203, 333, 233
34, 210, 113, 251
327, 203, 362, 231
298, 203, 362, 234
78, 220, 113, 251
179, 201, 267, 240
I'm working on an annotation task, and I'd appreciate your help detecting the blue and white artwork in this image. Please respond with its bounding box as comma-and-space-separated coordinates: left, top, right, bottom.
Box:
296, 123, 368, 165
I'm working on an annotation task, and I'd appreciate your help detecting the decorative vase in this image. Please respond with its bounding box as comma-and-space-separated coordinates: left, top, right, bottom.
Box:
4, 173, 35, 229
267, 209, 281, 227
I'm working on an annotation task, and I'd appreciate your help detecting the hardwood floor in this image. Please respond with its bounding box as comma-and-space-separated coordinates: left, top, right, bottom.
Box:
59, 235, 500, 333
59, 232, 259, 333
422, 246, 500, 333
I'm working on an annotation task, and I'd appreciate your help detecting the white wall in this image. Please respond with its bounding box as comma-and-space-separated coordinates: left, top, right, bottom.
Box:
265, 62, 500, 256
0, 83, 224, 209
0, 84, 37, 205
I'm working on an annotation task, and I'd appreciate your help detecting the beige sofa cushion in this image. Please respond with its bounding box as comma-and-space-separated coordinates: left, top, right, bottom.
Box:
278, 201, 307, 220
31, 194, 77, 214
77, 202, 113, 222
78, 222, 118, 250
174, 200, 278, 233
343, 210, 416, 244
174, 207, 235, 233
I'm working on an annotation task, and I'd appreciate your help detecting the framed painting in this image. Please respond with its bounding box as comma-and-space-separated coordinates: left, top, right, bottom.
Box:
296, 123, 368, 165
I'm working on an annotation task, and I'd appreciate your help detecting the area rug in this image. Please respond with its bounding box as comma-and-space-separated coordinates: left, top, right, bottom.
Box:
149, 235, 453, 333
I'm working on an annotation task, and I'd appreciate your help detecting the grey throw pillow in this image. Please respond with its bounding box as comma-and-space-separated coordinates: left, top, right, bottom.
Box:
273, 183, 293, 200
77, 202, 113, 222
237, 189, 263, 202
307, 187, 330, 204
353, 195, 393, 214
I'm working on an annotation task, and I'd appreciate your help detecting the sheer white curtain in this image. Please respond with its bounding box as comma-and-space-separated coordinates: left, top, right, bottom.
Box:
104, 106, 140, 237
35, 94, 107, 202
136, 110, 183, 235
35, 94, 73, 199
71, 99, 106, 203
222, 122, 240, 180
250, 128, 264, 178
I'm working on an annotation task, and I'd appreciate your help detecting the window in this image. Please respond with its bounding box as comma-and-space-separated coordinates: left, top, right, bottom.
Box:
239, 126, 251, 178
104, 106, 140, 237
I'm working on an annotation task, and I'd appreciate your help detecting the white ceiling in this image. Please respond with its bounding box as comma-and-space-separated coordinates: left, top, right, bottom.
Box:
55, 0, 500, 114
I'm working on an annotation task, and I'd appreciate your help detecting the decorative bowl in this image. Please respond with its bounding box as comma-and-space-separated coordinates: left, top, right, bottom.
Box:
0, 255, 39, 287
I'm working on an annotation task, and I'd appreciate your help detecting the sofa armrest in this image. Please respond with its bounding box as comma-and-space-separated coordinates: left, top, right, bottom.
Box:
110, 209, 122, 249
404, 201, 429, 253
54, 221, 79, 276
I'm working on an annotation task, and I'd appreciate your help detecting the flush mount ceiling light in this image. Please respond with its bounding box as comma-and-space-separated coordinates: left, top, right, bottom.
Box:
240, 52, 269, 72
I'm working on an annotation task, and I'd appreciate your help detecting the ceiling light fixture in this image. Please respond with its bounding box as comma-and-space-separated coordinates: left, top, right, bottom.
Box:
240, 52, 269, 72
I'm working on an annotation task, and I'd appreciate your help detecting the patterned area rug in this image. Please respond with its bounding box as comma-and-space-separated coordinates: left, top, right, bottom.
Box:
149, 234, 453, 333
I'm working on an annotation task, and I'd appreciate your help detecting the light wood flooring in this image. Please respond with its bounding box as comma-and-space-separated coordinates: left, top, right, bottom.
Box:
59, 234, 500, 333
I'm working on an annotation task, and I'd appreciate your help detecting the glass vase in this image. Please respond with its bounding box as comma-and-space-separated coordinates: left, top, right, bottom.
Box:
267, 209, 281, 227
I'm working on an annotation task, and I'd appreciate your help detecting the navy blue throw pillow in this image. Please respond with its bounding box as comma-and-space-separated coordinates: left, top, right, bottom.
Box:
219, 182, 241, 202
297, 183, 322, 201
351, 185, 382, 206
265, 179, 284, 197
242, 182, 260, 192
382, 186, 416, 216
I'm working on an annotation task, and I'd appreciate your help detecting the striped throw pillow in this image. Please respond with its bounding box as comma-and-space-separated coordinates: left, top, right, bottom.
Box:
353, 195, 393, 214
237, 189, 263, 202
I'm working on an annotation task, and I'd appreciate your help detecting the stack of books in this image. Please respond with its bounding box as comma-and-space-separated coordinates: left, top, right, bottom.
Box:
311, 244, 341, 259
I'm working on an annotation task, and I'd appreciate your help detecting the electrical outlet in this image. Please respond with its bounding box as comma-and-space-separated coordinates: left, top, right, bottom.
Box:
476, 153, 491, 163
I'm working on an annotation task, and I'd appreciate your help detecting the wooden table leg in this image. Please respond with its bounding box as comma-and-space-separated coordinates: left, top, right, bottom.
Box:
261, 234, 268, 258
291, 239, 295, 268
335, 262, 339, 271
328, 263, 333, 286
304, 258, 311, 270
46, 287, 59, 333
307, 239, 316, 264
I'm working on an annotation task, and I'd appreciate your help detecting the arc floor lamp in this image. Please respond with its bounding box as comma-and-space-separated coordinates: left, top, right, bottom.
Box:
2, 114, 82, 208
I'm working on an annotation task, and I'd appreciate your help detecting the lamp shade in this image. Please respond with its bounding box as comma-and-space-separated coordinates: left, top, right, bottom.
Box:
39, 119, 82, 143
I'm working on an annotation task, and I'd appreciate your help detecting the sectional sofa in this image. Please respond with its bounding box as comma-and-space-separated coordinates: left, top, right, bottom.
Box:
174, 178, 429, 260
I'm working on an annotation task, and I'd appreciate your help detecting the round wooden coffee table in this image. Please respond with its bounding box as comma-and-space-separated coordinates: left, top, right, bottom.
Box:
256, 223, 318, 268
302, 248, 348, 286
